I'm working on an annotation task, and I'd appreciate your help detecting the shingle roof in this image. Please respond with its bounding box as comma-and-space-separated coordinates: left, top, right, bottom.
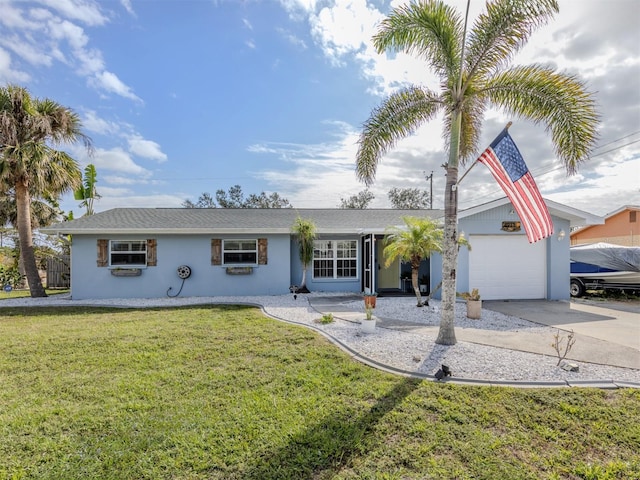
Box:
41, 208, 445, 235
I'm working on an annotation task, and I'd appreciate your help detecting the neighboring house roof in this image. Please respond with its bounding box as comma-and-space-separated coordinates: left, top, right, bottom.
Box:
570, 205, 639, 238
459, 197, 603, 228
41, 208, 445, 235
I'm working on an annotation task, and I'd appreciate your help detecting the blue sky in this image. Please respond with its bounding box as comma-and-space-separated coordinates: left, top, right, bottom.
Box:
1, 0, 638, 217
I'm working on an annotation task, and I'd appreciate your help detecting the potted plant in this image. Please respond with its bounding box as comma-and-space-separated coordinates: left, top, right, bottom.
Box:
361, 306, 376, 333
363, 292, 377, 308
458, 288, 481, 319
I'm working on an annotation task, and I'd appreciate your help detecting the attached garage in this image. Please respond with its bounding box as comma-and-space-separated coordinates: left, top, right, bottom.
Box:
468, 235, 546, 300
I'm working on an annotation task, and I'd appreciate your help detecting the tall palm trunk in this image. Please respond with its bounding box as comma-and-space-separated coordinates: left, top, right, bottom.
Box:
15, 182, 47, 297
436, 111, 462, 345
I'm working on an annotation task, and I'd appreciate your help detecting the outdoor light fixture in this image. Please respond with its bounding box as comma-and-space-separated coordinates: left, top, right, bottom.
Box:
557, 229, 566, 241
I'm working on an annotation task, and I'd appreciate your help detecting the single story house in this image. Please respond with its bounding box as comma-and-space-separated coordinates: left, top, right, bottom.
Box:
41, 197, 601, 301
570, 205, 639, 247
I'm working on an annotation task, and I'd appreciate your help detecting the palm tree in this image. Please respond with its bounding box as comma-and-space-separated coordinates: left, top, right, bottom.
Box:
383, 216, 444, 307
0, 84, 91, 297
74, 164, 101, 216
355, 0, 598, 344
291, 217, 317, 293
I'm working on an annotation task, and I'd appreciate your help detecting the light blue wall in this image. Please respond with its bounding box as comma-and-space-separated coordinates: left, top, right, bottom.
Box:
70, 234, 291, 299
290, 235, 363, 293
429, 204, 570, 300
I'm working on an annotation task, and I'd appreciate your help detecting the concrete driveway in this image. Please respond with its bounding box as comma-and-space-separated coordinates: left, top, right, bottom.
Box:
482, 298, 639, 369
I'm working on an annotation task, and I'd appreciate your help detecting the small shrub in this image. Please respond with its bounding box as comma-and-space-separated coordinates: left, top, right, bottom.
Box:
552, 329, 576, 366
0, 265, 23, 288
317, 313, 334, 324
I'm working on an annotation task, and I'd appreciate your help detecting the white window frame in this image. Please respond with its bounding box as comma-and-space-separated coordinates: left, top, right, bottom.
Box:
222, 239, 258, 265
313, 239, 358, 279
109, 240, 147, 267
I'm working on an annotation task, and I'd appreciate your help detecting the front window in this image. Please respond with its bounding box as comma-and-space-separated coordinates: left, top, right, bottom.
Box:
110, 240, 146, 266
313, 240, 357, 279
223, 240, 258, 264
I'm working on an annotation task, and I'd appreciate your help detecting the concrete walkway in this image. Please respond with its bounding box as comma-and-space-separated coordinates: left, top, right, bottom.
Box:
309, 297, 640, 370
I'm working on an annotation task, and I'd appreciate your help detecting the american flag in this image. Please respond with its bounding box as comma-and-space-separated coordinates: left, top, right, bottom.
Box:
477, 129, 553, 243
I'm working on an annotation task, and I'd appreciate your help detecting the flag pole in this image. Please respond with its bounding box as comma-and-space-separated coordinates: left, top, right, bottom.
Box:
456, 121, 513, 187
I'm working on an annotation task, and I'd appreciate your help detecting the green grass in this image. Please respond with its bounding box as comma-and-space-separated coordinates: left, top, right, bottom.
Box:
0, 288, 69, 299
0, 305, 638, 479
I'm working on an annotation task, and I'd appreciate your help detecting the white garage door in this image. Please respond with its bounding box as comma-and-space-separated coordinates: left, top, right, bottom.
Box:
469, 235, 546, 300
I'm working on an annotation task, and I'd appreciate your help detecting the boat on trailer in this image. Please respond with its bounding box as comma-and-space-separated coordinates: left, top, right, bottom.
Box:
570, 243, 640, 297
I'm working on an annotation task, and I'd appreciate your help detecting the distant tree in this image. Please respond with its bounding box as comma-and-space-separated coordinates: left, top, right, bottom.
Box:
291, 217, 317, 293
245, 192, 292, 208
216, 185, 245, 208
339, 189, 374, 209
184, 185, 292, 208
73, 164, 100, 215
182, 192, 216, 208
388, 187, 429, 209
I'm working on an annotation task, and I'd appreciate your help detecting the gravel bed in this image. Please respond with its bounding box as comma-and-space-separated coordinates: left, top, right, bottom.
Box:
2, 292, 638, 385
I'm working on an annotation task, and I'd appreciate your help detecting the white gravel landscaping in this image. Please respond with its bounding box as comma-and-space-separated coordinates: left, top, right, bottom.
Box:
2, 292, 638, 385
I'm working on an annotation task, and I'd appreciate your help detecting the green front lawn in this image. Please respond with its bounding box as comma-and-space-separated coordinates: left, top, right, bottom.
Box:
0, 305, 638, 479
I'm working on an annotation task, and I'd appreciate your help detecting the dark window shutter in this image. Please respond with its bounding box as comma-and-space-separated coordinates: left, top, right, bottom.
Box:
631, 211, 637, 223
258, 238, 268, 265
147, 239, 157, 266
97, 239, 108, 267
211, 239, 222, 265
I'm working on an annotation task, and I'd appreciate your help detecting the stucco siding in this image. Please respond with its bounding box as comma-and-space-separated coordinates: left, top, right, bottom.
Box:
70, 234, 291, 299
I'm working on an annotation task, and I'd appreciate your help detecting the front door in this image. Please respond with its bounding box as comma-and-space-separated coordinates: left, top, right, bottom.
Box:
377, 238, 400, 289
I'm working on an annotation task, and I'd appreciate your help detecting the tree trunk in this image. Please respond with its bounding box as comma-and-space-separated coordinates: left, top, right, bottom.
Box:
436, 111, 462, 345
411, 266, 423, 306
298, 266, 310, 293
436, 167, 459, 344
15, 182, 47, 297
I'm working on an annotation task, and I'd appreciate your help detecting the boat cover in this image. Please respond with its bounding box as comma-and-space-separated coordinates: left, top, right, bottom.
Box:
570, 243, 640, 272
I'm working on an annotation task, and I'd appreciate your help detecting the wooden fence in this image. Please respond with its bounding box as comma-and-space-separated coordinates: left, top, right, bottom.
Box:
47, 255, 70, 289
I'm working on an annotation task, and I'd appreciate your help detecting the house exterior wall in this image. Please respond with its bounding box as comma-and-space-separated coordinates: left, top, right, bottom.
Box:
570, 208, 639, 246
429, 204, 570, 300
70, 234, 291, 299
289, 235, 362, 293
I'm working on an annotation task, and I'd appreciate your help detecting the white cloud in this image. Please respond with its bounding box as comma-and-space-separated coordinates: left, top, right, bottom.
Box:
81, 110, 120, 136
39, 0, 108, 27
127, 135, 168, 162
75, 146, 152, 177
0, 2, 141, 102
0, 47, 30, 83
92, 71, 142, 102
120, 0, 136, 17
0, 34, 53, 66
308, 0, 384, 67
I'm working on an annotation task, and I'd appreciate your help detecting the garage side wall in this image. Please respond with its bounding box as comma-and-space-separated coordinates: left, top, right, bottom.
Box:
70, 234, 291, 299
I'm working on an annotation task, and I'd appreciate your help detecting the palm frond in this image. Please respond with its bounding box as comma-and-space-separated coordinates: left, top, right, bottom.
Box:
482, 65, 599, 172
373, 1, 463, 81
356, 86, 442, 186
465, 0, 559, 82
